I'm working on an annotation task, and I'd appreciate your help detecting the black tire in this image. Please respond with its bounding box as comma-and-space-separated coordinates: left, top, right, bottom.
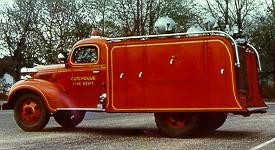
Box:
53, 110, 85, 128
154, 113, 200, 138
199, 113, 227, 132
14, 94, 50, 131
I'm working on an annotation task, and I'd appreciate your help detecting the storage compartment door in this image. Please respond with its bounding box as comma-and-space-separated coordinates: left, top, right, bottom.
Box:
125, 45, 145, 107
146, 44, 175, 107
173, 42, 207, 108
207, 41, 227, 107
112, 46, 127, 108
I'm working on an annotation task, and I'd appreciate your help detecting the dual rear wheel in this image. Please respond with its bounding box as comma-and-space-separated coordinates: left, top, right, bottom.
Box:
199, 113, 227, 132
154, 112, 227, 138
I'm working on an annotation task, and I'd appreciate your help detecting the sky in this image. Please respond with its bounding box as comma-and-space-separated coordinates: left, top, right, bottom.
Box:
0, 0, 13, 9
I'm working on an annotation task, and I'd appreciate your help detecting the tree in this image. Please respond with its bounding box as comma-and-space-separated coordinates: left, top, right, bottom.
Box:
0, 0, 42, 81
84, 0, 112, 36
198, 0, 260, 31
250, 0, 275, 97
33, 0, 93, 64
110, 0, 195, 36
0, 0, 96, 81
252, 0, 275, 70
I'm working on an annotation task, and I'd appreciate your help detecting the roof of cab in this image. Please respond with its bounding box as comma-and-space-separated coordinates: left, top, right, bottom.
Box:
73, 36, 107, 48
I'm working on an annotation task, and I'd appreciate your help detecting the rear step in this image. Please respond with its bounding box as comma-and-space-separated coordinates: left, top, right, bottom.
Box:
247, 106, 268, 113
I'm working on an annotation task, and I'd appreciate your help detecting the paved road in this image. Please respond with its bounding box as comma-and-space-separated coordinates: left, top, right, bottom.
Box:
0, 105, 275, 150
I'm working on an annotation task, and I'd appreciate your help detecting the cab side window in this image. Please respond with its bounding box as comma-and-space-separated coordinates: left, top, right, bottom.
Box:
73, 46, 98, 63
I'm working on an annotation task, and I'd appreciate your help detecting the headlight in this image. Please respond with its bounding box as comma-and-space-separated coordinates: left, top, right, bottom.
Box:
20, 67, 38, 80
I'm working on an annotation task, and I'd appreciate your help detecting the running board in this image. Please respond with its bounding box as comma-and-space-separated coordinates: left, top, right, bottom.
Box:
57, 108, 106, 112
247, 106, 268, 113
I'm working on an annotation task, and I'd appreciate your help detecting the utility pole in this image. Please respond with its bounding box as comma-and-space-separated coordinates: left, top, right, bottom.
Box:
136, 0, 140, 35
225, 0, 229, 26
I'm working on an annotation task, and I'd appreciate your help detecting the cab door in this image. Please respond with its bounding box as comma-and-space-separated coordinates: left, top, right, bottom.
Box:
61, 45, 103, 108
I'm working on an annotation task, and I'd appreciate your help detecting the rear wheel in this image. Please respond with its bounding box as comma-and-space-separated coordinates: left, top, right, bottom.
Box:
14, 94, 50, 131
154, 113, 200, 138
53, 110, 86, 128
199, 113, 227, 132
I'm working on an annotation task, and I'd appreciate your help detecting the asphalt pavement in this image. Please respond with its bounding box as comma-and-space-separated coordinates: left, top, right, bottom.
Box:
1, 104, 275, 150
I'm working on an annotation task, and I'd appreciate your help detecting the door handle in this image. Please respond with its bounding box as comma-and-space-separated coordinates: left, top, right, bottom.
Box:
120, 73, 124, 79
170, 58, 175, 64
170, 55, 178, 65
220, 68, 224, 75
93, 70, 100, 74
138, 72, 143, 78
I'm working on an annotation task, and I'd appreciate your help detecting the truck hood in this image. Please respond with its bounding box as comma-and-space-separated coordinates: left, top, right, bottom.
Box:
34, 64, 66, 72
20, 64, 66, 80
34, 64, 66, 80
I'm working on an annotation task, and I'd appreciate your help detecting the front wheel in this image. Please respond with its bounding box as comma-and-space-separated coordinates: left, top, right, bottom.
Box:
53, 110, 86, 128
154, 113, 200, 138
14, 94, 50, 131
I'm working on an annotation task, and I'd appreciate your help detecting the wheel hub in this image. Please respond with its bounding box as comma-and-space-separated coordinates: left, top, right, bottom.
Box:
166, 114, 186, 128
20, 100, 41, 125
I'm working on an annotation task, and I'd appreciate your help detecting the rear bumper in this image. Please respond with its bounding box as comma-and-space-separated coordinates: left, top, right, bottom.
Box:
233, 106, 268, 116
247, 106, 268, 113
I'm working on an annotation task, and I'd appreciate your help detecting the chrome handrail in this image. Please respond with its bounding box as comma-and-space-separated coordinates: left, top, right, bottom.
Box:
247, 44, 262, 71
107, 31, 240, 67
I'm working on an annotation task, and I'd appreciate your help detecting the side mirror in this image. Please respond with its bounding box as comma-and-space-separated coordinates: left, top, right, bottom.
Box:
58, 52, 68, 64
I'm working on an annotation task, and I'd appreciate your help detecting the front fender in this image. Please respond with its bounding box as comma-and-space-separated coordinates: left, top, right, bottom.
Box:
6, 79, 69, 112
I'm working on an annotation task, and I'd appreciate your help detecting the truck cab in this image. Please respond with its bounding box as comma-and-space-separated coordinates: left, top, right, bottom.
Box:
55, 38, 107, 109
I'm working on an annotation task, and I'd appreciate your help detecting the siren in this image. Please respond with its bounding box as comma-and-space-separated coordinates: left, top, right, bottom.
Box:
90, 30, 101, 38
202, 15, 218, 31
187, 24, 204, 33
154, 16, 177, 34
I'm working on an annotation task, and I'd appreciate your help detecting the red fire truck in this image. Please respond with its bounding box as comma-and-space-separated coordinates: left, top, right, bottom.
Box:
2, 30, 267, 137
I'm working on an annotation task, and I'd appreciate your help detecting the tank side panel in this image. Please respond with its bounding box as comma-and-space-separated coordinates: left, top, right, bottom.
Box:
108, 36, 244, 112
